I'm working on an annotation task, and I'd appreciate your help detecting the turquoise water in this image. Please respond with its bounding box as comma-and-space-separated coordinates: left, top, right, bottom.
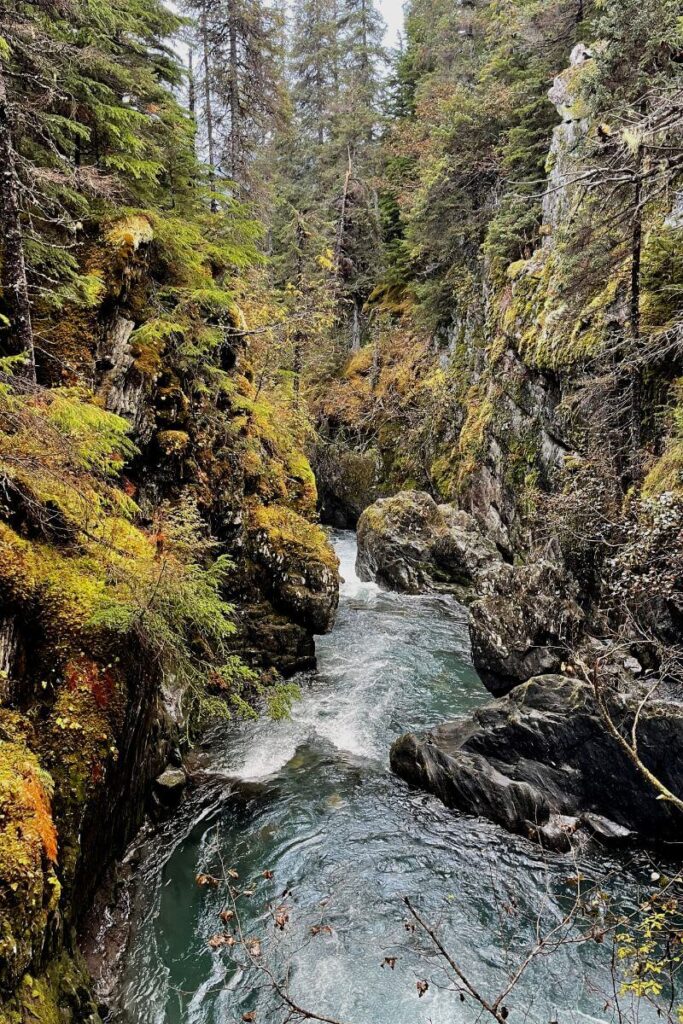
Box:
113, 532, 654, 1024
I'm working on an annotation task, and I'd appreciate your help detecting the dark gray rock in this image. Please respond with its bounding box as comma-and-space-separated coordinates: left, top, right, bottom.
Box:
313, 443, 381, 528
390, 675, 683, 845
468, 561, 584, 695
581, 812, 634, 845
356, 490, 502, 599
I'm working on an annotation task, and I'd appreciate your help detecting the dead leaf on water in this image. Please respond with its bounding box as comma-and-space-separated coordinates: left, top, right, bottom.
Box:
274, 907, 290, 930
196, 873, 219, 888
207, 933, 236, 949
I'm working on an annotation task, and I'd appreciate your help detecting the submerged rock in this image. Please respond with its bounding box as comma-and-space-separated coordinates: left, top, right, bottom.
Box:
356, 490, 502, 599
468, 561, 584, 695
390, 674, 683, 846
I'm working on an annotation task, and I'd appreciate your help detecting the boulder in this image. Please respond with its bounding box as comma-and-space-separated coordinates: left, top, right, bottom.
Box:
247, 505, 339, 637
153, 766, 187, 806
469, 561, 583, 695
356, 490, 502, 599
390, 675, 683, 846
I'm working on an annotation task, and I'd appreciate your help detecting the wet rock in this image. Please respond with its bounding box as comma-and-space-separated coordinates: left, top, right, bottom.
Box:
313, 443, 381, 528
356, 490, 502, 599
154, 766, 187, 794
528, 814, 579, 853
390, 675, 683, 845
468, 561, 583, 696
581, 813, 634, 845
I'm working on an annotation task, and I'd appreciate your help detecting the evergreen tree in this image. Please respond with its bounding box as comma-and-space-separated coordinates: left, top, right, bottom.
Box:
377, 0, 582, 325
185, 0, 285, 193
289, 0, 339, 156
0, 0, 196, 373
281, 0, 386, 352
337, 0, 386, 153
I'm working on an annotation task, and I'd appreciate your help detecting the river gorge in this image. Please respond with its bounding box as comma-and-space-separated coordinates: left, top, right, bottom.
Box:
106, 533, 661, 1024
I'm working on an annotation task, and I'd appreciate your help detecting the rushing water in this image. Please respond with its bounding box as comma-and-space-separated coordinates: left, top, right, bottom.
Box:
113, 532, 656, 1024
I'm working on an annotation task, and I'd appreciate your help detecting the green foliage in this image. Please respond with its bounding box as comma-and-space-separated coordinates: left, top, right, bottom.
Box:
377, 0, 578, 326
615, 886, 683, 1011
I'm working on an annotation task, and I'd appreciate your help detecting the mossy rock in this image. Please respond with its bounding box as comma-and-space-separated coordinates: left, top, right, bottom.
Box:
247, 502, 339, 634
0, 731, 59, 993
0, 950, 101, 1024
156, 430, 191, 456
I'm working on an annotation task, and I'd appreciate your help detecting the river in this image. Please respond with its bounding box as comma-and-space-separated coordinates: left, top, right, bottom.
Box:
112, 531, 655, 1024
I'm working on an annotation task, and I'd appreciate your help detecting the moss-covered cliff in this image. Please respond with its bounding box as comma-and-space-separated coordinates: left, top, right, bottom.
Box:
310, 22, 683, 667
0, 212, 338, 1021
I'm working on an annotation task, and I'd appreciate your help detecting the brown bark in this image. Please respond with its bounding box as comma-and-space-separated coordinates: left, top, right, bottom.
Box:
200, 10, 218, 212
0, 63, 36, 381
227, 0, 240, 182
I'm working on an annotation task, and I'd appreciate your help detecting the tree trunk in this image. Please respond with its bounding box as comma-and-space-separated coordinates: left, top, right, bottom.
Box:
188, 48, 196, 119
200, 10, 218, 212
293, 219, 305, 391
227, 0, 240, 183
0, 64, 36, 382
351, 298, 361, 352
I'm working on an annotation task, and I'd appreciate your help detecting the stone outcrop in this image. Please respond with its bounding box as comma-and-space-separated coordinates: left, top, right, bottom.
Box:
356, 490, 502, 599
391, 674, 683, 848
313, 442, 381, 528
468, 561, 584, 696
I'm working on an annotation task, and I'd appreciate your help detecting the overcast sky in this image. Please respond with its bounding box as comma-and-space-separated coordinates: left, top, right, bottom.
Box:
379, 0, 405, 47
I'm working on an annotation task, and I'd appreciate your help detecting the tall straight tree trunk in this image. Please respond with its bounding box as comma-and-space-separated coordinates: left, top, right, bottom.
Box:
188, 48, 196, 119
351, 299, 361, 352
200, 10, 218, 212
293, 220, 306, 391
227, 0, 240, 182
0, 65, 36, 382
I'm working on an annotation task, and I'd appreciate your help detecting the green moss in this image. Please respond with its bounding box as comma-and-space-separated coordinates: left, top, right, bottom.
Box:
642, 389, 683, 498
454, 389, 496, 488
40, 658, 121, 889
500, 245, 627, 371
0, 729, 59, 994
0, 951, 101, 1024
156, 429, 191, 455
640, 224, 683, 333
248, 502, 337, 574
642, 443, 683, 497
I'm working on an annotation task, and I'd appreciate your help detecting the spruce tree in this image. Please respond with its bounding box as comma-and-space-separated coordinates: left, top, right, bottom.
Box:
185, 0, 285, 193
0, 0, 196, 371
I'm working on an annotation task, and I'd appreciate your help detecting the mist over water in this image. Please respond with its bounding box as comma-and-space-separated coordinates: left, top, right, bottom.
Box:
114, 532, 655, 1024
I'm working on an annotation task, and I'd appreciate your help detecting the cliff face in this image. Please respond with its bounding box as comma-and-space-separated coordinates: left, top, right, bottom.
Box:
313, 40, 683, 657
0, 216, 338, 1022
323, 38, 683, 844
